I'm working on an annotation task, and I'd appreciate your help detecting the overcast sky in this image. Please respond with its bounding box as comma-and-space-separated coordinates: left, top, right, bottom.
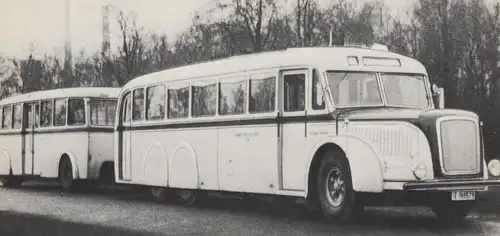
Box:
0, 0, 496, 60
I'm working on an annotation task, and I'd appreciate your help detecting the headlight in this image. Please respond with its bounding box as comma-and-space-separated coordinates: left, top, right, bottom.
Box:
487, 159, 500, 177
413, 163, 428, 180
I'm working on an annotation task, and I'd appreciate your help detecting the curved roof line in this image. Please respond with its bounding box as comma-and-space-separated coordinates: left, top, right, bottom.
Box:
122, 46, 427, 91
0, 87, 121, 106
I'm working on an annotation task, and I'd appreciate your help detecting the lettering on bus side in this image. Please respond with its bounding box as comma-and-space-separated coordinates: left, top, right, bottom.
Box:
234, 132, 260, 138
309, 131, 329, 136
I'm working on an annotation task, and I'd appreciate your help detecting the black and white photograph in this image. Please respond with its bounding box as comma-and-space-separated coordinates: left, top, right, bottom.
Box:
1, 0, 500, 235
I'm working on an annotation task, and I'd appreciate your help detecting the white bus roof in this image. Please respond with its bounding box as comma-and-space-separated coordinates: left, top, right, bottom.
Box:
122, 46, 428, 91
0, 87, 121, 106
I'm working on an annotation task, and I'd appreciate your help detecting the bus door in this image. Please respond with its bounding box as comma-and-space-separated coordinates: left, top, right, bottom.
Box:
23, 103, 36, 175
120, 93, 132, 181
279, 69, 309, 191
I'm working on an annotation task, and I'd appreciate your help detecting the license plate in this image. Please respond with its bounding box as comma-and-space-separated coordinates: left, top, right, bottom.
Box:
451, 191, 476, 201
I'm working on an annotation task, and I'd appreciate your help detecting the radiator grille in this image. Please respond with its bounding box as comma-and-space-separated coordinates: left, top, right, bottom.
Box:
439, 119, 480, 175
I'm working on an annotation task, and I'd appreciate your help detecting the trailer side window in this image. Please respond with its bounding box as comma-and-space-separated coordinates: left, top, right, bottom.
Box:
68, 99, 86, 126
54, 99, 67, 126
40, 100, 53, 127
2, 106, 11, 130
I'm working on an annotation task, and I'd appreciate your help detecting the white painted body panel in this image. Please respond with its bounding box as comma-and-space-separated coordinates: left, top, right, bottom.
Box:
88, 132, 115, 179
0, 133, 22, 175
115, 118, 434, 195
34, 132, 88, 178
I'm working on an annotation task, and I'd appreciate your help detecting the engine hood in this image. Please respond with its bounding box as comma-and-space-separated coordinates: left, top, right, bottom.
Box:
335, 107, 479, 124
334, 107, 482, 179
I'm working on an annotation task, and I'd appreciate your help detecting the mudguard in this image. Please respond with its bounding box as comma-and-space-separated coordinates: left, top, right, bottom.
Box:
305, 135, 384, 194
57, 152, 79, 179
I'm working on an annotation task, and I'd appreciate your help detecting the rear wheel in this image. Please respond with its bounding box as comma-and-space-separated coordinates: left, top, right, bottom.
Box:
151, 187, 172, 203
176, 189, 198, 206
59, 157, 79, 192
430, 192, 475, 225
317, 150, 364, 224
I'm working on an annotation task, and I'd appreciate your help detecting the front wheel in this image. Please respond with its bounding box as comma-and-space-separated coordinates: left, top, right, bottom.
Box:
317, 150, 364, 224
430, 192, 475, 225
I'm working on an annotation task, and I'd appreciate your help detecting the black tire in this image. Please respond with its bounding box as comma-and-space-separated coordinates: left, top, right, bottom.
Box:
1, 175, 23, 188
151, 187, 172, 203
430, 192, 475, 225
317, 150, 364, 224
175, 189, 203, 206
59, 157, 78, 192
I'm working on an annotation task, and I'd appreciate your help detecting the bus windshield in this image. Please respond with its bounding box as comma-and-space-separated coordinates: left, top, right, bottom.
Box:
380, 73, 430, 108
90, 99, 117, 126
326, 72, 430, 109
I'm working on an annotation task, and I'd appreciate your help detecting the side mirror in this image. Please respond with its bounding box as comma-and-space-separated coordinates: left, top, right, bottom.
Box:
488, 159, 500, 177
431, 84, 444, 109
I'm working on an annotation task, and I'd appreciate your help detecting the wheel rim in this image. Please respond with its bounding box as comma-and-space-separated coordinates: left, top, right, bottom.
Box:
325, 167, 345, 207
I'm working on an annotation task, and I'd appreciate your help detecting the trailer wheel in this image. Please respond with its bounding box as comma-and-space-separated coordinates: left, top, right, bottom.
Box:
1, 175, 23, 188
151, 187, 172, 203
176, 189, 203, 206
59, 157, 78, 192
317, 150, 363, 224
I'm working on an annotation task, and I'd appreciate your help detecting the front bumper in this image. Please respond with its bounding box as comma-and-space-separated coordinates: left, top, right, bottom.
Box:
403, 178, 500, 191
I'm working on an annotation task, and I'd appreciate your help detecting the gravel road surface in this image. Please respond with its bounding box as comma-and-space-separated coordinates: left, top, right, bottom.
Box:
1, 182, 500, 236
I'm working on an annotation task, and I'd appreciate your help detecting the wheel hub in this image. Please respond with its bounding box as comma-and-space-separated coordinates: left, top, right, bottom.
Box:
325, 167, 345, 207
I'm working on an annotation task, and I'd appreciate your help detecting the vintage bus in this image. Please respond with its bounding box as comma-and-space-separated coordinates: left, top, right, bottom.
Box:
0, 87, 120, 192
113, 46, 500, 223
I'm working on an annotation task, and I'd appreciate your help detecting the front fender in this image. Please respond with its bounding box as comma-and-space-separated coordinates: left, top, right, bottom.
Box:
57, 152, 80, 179
305, 135, 384, 195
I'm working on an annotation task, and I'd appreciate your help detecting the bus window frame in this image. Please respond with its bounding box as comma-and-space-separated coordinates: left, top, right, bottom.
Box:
280, 68, 309, 117
39, 99, 54, 129
1, 104, 12, 130
218, 73, 249, 117
190, 79, 218, 119
67, 98, 87, 127
248, 70, 279, 117
89, 98, 118, 127
12, 103, 23, 130
145, 84, 167, 122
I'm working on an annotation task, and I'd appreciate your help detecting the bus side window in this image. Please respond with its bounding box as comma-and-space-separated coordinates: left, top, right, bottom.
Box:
12, 104, 22, 129
54, 99, 67, 127
312, 69, 325, 110
67, 99, 86, 126
122, 94, 132, 124
219, 79, 247, 115
284, 74, 306, 112
249, 76, 276, 113
2, 105, 11, 130
168, 86, 189, 119
146, 85, 166, 120
132, 88, 145, 121
192, 82, 217, 117
34, 103, 40, 128
40, 100, 53, 127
